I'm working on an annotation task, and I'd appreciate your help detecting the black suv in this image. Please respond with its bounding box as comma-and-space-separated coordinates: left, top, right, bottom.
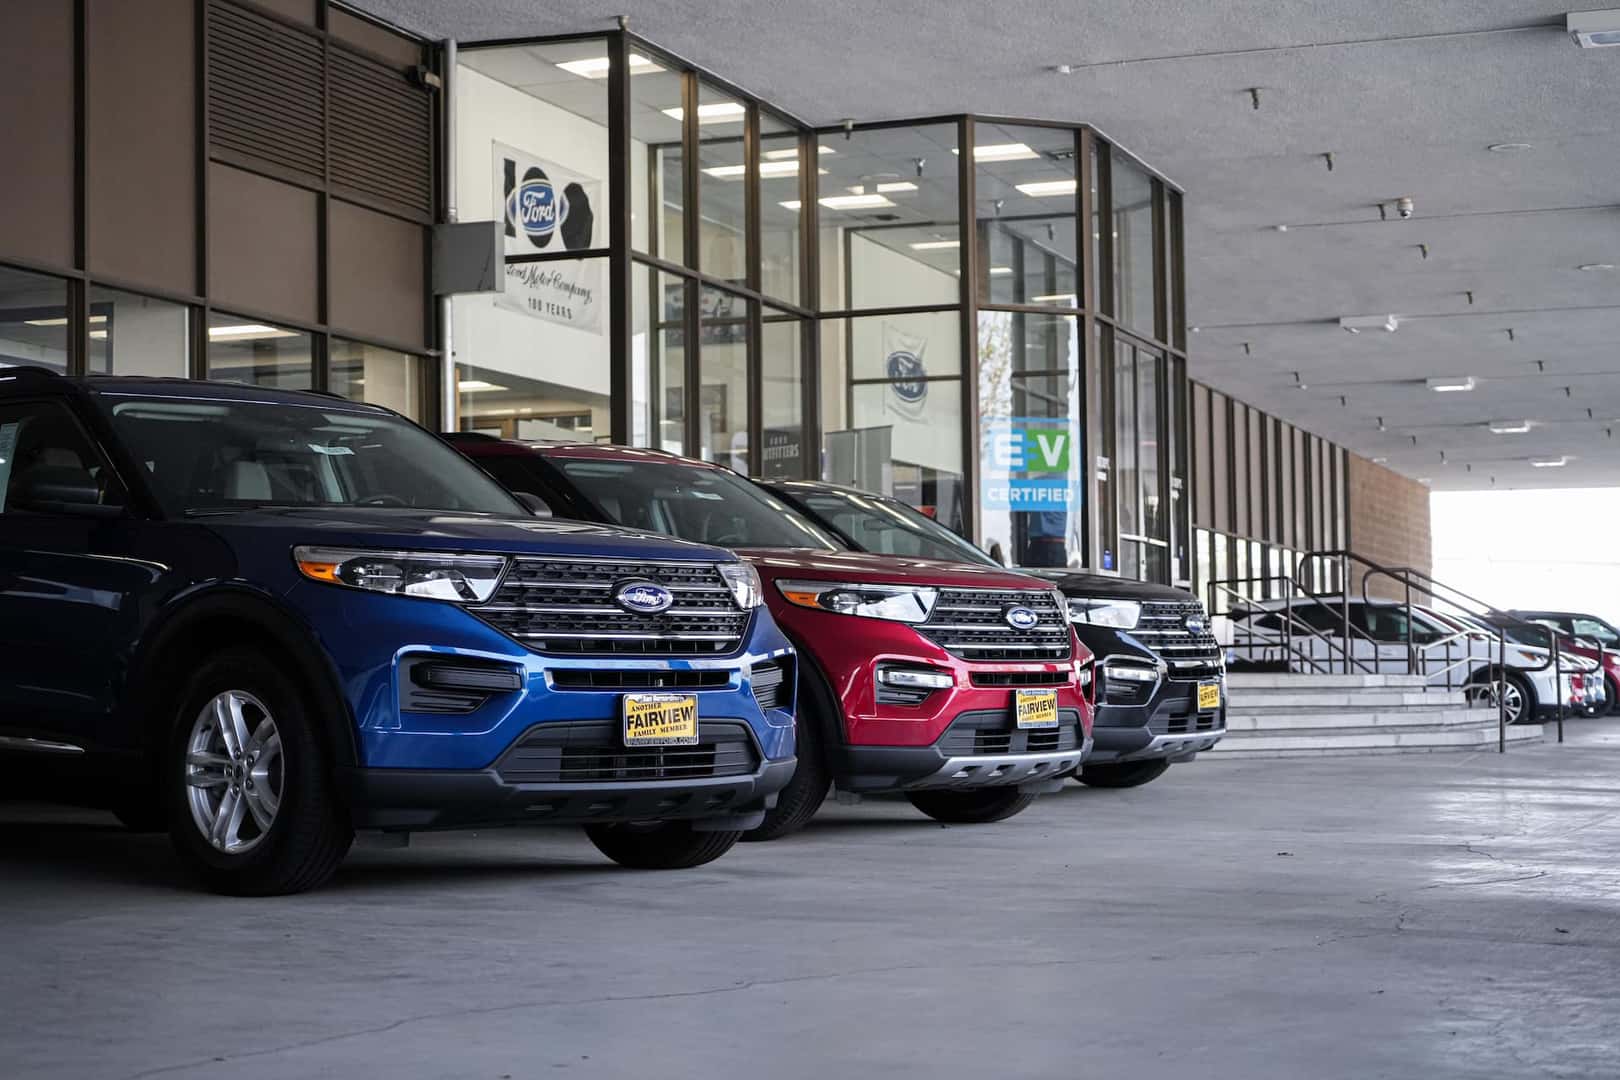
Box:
760, 480, 1225, 787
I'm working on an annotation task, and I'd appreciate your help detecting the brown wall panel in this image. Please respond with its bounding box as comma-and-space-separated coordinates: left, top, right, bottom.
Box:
0, 2, 76, 268
87, 0, 197, 294
1347, 454, 1432, 598
248, 0, 316, 26
328, 198, 425, 349
329, 9, 423, 67
207, 163, 318, 323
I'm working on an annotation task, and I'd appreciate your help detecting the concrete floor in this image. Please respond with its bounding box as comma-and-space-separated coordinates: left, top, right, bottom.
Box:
3, 723, 1619, 1080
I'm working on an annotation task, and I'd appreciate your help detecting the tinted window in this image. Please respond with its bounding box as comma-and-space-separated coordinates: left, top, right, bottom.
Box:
1572, 617, 1618, 646
99, 395, 523, 516
0, 401, 121, 514
790, 487, 997, 566
550, 458, 839, 550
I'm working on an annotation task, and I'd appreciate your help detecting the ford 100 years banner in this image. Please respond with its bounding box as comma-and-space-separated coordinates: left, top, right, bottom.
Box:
495, 141, 604, 334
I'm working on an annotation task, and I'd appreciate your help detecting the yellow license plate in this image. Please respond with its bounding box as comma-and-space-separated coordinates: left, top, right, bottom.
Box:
623, 693, 699, 746
1015, 688, 1060, 730
1197, 682, 1222, 711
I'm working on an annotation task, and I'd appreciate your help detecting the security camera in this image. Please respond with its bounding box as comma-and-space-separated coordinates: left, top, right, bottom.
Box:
1396, 196, 1414, 219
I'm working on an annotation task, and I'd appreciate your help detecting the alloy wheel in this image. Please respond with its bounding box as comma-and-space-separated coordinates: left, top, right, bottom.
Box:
184, 690, 283, 854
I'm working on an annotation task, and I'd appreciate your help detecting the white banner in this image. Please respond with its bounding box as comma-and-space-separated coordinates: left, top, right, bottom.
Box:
883, 321, 930, 420
493, 141, 603, 334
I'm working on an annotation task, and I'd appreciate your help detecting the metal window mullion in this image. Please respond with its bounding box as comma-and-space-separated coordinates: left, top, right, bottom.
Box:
802, 127, 819, 479
1076, 127, 1097, 569
608, 31, 632, 443
958, 115, 978, 542
1151, 178, 1167, 347
745, 101, 762, 471
681, 73, 701, 457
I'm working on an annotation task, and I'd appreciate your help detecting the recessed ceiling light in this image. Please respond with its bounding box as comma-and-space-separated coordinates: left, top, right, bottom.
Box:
1425, 376, 1476, 393
1568, 10, 1620, 47
456, 380, 509, 393
660, 102, 746, 124
1577, 263, 1616, 272
1530, 455, 1569, 467
1371, 456, 1389, 464
951, 143, 1038, 162
874, 181, 917, 193
1487, 419, 1533, 434
1486, 142, 1534, 153
1340, 314, 1399, 333
702, 161, 823, 180
763, 146, 834, 161
208, 323, 297, 340
1029, 293, 1077, 304
555, 54, 662, 78
1015, 179, 1078, 198
781, 193, 897, 212
988, 267, 1014, 276
908, 239, 960, 251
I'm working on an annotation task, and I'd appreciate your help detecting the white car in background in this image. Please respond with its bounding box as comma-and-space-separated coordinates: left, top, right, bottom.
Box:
1224, 596, 1598, 724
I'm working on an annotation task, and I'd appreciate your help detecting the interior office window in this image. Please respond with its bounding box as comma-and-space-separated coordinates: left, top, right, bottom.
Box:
696, 83, 748, 284
974, 124, 1077, 308
1111, 155, 1157, 339
697, 285, 751, 470
630, 262, 687, 452
760, 310, 804, 478
0, 266, 69, 373
823, 312, 963, 531
331, 339, 425, 423
628, 49, 686, 263
759, 113, 804, 307
206, 314, 311, 389
818, 123, 959, 311
977, 311, 1082, 568
86, 288, 189, 377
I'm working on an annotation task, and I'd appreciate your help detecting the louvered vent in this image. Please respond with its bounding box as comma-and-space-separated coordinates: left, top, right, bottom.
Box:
207, 0, 325, 184
330, 46, 433, 218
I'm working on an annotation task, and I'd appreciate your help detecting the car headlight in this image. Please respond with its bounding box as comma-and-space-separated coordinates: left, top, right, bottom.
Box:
1067, 597, 1142, 630
293, 546, 506, 603
718, 561, 764, 609
776, 580, 939, 624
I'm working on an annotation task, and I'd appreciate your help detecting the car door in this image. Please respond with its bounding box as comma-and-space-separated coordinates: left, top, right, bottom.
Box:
0, 397, 158, 754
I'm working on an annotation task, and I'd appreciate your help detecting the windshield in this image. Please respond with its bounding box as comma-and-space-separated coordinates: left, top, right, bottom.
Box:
783, 486, 997, 566
101, 395, 525, 517
549, 457, 840, 550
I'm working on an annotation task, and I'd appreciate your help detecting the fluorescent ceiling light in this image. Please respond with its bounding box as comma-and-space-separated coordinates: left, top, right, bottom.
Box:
555, 54, 662, 78
909, 239, 960, 251
1530, 455, 1569, 467
88, 330, 108, 340
952, 143, 1038, 162
763, 146, 832, 161
1577, 263, 1616, 272
456, 379, 509, 393
24, 315, 107, 327
702, 160, 819, 180
1487, 420, 1532, 434
1030, 293, 1078, 304
1426, 376, 1476, 393
1568, 10, 1620, 47
1340, 314, 1399, 333
661, 102, 747, 124
1487, 142, 1534, 153
988, 266, 1014, 276
874, 181, 917, 193
1015, 179, 1078, 198
815, 193, 895, 210
207, 323, 297, 340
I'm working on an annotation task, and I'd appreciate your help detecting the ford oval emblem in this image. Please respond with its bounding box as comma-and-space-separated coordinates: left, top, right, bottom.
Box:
1005, 606, 1040, 631
507, 178, 569, 239
1185, 615, 1209, 635
615, 580, 673, 615
886, 350, 929, 404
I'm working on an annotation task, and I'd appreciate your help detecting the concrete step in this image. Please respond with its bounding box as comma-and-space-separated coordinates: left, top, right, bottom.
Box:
1228, 689, 1469, 710
1222, 708, 1497, 733
1210, 724, 1543, 758
1225, 673, 1433, 690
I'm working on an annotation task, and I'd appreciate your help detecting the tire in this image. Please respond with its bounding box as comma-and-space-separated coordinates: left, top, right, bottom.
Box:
1607, 676, 1619, 717
741, 698, 831, 843
1467, 671, 1536, 726
1077, 759, 1172, 789
165, 648, 353, 896
904, 787, 1037, 824
584, 821, 742, 869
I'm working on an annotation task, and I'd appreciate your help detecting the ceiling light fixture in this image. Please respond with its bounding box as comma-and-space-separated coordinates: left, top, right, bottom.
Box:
1577, 262, 1617, 271
908, 239, 960, 251
874, 181, 918, 193
763, 146, 833, 161
703, 161, 823, 180
456, 380, 509, 393
660, 102, 747, 124
207, 323, 296, 340
781, 193, 896, 212
951, 143, 1038, 162
1487, 419, 1533, 434
1015, 179, 1078, 198
1530, 455, 1569, 467
1486, 142, 1534, 153
1030, 293, 1078, 304
1340, 314, 1399, 333
988, 267, 1014, 276
1426, 376, 1476, 393
1568, 10, 1620, 47
555, 54, 662, 78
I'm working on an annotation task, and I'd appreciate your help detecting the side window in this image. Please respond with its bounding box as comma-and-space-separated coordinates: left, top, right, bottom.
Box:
1573, 618, 1617, 646
0, 401, 121, 515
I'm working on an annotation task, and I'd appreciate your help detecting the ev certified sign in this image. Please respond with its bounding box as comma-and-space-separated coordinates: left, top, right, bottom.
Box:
982, 419, 1077, 511
494, 141, 604, 334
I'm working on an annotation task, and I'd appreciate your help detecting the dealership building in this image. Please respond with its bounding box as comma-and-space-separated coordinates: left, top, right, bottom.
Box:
1, 0, 1435, 604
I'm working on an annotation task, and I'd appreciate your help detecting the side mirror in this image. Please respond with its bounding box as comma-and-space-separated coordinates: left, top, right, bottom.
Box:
987, 541, 1007, 566
514, 491, 552, 518
8, 467, 125, 519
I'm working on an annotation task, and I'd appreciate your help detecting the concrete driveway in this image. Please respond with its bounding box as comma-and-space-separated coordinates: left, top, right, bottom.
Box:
3, 723, 1618, 1080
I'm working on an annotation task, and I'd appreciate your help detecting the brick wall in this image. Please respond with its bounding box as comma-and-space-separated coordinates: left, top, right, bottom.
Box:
1346, 455, 1432, 596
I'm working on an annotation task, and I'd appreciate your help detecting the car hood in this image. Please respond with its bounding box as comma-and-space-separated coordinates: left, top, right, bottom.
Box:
195, 507, 733, 562
1022, 568, 1199, 604
734, 547, 1060, 591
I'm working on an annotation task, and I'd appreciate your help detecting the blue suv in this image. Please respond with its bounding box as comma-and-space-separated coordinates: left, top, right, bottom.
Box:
0, 369, 796, 894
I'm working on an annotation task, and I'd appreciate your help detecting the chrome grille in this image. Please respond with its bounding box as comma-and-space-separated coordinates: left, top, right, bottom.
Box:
475, 558, 747, 656
1132, 600, 1223, 665
917, 589, 1072, 662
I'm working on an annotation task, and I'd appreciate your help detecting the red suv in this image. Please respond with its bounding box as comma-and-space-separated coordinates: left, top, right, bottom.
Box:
448, 438, 1094, 839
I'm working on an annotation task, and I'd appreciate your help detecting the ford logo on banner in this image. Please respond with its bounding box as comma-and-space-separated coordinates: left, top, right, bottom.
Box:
507, 177, 569, 240
615, 580, 674, 616
886, 350, 928, 404
1004, 606, 1041, 631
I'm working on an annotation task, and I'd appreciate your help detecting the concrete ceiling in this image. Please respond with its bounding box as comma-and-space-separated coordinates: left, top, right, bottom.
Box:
353, 0, 1620, 490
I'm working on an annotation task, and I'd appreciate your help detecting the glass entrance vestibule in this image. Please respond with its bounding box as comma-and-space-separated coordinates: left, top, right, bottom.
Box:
449, 31, 1190, 584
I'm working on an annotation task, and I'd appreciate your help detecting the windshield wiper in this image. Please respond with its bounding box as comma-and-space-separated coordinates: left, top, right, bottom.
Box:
182, 503, 306, 517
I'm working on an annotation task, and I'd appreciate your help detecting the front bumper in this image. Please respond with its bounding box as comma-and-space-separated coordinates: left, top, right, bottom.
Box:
829, 708, 1091, 793
1088, 669, 1226, 764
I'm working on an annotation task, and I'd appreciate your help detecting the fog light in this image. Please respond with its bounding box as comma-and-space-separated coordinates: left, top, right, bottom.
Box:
878, 666, 954, 690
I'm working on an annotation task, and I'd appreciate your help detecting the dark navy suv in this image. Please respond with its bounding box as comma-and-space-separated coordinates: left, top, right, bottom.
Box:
0, 369, 795, 894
